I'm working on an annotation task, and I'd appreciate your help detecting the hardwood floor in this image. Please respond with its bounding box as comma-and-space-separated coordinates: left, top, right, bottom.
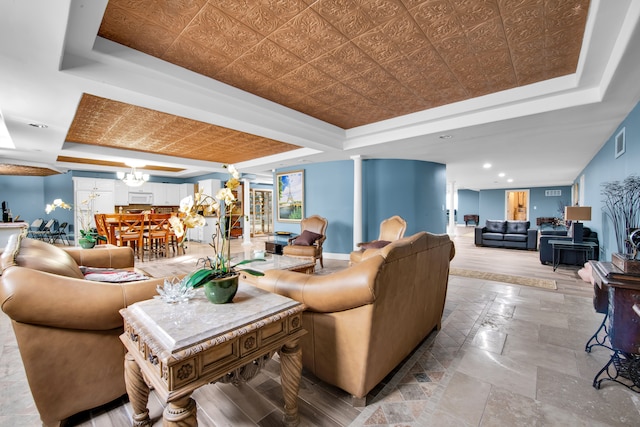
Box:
2, 229, 638, 426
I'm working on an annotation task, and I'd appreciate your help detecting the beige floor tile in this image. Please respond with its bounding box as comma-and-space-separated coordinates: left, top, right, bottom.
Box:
434, 371, 491, 426
457, 347, 538, 399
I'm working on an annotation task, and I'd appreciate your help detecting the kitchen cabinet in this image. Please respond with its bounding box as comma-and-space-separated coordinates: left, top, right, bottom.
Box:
151, 183, 181, 206
114, 180, 129, 205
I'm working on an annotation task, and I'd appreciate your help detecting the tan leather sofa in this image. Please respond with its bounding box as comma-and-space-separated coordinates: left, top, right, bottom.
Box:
0, 232, 162, 427
252, 231, 455, 405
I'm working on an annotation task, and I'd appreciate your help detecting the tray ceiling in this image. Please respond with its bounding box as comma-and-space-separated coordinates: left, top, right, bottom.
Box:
98, 0, 589, 130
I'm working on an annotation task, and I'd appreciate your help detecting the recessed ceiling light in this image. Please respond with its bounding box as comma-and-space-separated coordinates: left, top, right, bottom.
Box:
507, 178, 514, 183
483, 163, 492, 169
498, 172, 505, 177
439, 134, 452, 139
29, 123, 48, 128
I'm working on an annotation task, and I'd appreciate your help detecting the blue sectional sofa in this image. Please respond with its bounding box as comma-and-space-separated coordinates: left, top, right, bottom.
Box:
474, 220, 538, 250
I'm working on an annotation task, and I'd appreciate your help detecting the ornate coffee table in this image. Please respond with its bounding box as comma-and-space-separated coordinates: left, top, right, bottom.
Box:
120, 283, 306, 426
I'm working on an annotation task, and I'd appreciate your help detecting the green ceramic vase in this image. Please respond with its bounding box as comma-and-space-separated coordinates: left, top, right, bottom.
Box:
78, 238, 96, 249
203, 274, 239, 304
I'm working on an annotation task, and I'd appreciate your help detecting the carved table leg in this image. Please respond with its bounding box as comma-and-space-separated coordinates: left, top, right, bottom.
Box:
279, 339, 303, 427
163, 396, 197, 427
124, 352, 152, 427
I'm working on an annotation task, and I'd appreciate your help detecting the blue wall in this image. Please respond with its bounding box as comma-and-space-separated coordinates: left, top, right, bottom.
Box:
274, 159, 447, 255
579, 100, 640, 261
477, 185, 571, 227
0, 175, 46, 224
457, 190, 479, 224
274, 161, 355, 254
363, 159, 447, 237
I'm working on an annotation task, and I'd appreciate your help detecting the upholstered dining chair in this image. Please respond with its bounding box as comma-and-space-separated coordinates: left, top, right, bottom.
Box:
283, 214, 328, 268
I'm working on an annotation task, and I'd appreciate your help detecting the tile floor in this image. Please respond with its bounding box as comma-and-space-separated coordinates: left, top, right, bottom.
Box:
1, 232, 640, 425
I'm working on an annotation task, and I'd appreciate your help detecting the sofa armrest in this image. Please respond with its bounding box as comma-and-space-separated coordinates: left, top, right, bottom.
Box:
252, 256, 384, 312
0, 266, 161, 330
474, 227, 486, 246
63, 245, 134, 269
527, 229, 538, 250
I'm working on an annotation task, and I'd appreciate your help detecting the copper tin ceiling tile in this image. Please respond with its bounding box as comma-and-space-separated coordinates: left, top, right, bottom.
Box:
98, 0, 590, 129
65, 94, 300, 165
0, 164, 60, 176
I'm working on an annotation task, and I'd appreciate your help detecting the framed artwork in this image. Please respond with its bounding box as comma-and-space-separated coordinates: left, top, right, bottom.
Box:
276, 170, 304, 222
615, 127, 626, 158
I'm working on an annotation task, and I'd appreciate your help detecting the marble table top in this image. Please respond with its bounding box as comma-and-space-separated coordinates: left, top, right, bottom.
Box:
122, 283, 303, 355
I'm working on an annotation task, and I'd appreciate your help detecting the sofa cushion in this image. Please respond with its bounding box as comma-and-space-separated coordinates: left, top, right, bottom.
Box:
485, 220, 506, 233
506, 221, 529, 234
482, 232, 504, 241
293, 230, 322, 246
504, 233, 528, 242
10, 236, 84, 279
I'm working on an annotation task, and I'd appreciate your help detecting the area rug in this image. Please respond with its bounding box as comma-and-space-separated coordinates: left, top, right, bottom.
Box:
449, 267, 557, 290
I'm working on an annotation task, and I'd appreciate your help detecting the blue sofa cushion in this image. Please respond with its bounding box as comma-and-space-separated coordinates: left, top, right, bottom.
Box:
505, 233, 528, 242
506, 221, 530, 234
482, 232, 504, 241
485, 220, 506, 233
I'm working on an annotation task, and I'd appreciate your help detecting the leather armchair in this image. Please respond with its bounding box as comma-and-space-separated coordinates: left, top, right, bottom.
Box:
0, 233, 162, 427
282, 214, 328, 267
350, 215, 407, 264
253, 231, 455, 405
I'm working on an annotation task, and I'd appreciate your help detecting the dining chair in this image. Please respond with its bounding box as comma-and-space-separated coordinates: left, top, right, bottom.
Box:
93, 214, 109, 245
114, 214, 145, 260
144, 213, 171, 260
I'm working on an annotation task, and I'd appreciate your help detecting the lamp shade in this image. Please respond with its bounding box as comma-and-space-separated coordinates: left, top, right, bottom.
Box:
565, 206, 592, 221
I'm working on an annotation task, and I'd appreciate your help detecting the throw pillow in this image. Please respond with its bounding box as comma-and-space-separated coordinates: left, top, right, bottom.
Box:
293, 230, 322, 246
80, 266, 149, 283
360, 240, 391, 249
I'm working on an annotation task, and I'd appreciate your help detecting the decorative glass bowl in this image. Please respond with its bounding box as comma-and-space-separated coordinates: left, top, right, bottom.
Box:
155, 276, 196, 303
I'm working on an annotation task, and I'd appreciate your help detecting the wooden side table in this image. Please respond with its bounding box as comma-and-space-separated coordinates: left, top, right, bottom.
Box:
120, 283, 307, 426
589, 261, 640, 392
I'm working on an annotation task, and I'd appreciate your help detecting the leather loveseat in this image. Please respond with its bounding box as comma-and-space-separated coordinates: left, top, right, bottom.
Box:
539, 226, 600, 265
251, 231, 455, 405
0, 232, 162, 427
475, 220, 538, 250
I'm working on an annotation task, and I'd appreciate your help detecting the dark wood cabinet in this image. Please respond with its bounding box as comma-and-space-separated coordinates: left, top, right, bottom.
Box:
589, 261, 640, 392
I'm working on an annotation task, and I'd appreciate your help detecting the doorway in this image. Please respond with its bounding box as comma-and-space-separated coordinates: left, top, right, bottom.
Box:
505, 190, 529, 221
249, 189, 273, 236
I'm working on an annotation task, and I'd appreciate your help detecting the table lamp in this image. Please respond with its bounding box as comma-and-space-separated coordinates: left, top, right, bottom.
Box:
565, 206, 592, 243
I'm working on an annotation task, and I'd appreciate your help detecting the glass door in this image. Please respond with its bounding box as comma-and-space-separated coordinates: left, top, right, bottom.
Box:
250, 189, 273, 236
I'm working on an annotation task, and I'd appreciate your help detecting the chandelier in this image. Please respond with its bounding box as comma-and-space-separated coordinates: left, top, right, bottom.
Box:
117, 163, 150, 187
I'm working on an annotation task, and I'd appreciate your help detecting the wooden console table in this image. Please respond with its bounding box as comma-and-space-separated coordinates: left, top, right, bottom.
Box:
463, 215, 479, 226
120, 283, 307, 426
588, 261, 640, 392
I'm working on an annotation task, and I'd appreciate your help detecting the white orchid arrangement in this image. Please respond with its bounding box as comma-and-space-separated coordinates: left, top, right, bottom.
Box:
169, 165, 261, 281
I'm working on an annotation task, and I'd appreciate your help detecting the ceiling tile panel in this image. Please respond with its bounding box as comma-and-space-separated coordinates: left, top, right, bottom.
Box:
237, 40, 306, 80
269, 26, 326, 62
353, 29, 404, 64
334, 7, 377, 39
452, 0, 500, 29
98, 5, 177, 57
358, 0, 409, 25
281, 65, 335, 92
162, 38, 232, 79
380, 11, 432, 55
